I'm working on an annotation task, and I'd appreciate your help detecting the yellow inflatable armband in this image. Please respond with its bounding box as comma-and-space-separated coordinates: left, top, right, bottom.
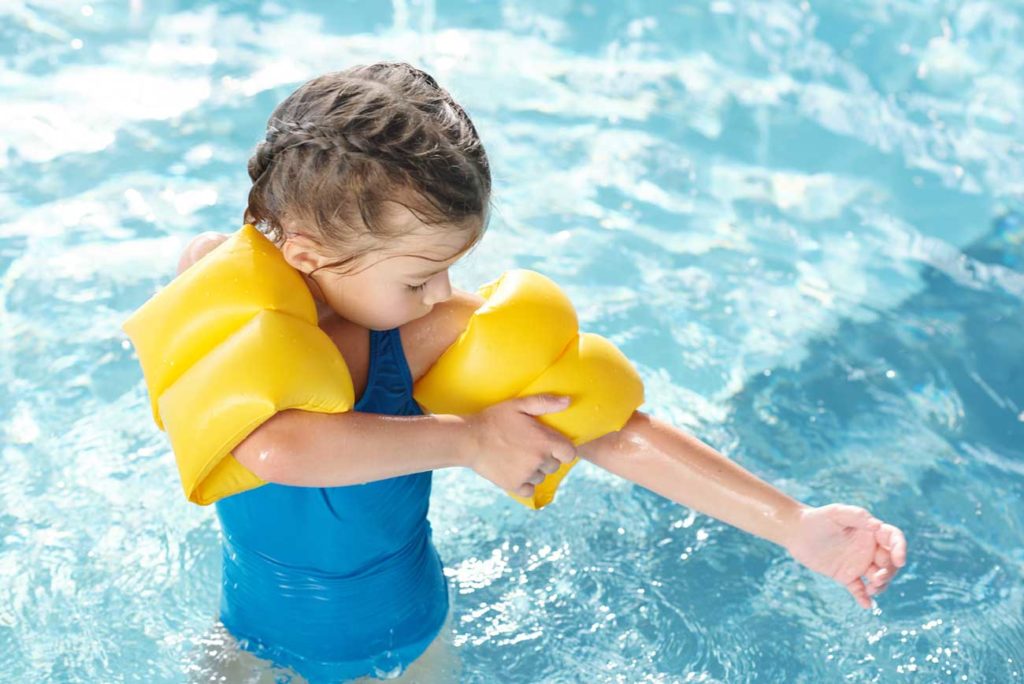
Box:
123, 225, 355, 505
413, 270, 644, 510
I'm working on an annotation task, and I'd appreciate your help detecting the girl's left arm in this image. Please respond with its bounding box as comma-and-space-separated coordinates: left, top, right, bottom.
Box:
578, 411, 907, 609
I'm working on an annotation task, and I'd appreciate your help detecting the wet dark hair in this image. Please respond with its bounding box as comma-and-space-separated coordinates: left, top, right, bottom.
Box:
244, 62, 492, 276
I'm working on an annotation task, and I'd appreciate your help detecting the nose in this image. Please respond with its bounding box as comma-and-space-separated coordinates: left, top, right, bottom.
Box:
422, 271, 453, 306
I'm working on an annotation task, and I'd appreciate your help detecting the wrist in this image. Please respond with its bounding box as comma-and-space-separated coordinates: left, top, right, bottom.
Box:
435, 413, 476, 469
778, 500, 812, 551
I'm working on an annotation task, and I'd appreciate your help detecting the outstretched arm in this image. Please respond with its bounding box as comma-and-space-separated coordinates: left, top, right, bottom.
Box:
578, 411, 907, 609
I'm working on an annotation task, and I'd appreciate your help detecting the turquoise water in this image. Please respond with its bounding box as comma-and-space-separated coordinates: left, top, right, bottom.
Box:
2, 0, 1023, 681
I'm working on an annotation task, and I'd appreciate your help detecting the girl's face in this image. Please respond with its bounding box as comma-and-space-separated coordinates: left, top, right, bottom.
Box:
281, 208, 481, 331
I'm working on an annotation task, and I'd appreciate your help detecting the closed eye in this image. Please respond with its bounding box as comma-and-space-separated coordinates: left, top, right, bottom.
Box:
407, 281, 428, 292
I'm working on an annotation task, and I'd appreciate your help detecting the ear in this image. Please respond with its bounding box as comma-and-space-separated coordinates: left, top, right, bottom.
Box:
280, 234, 329, 275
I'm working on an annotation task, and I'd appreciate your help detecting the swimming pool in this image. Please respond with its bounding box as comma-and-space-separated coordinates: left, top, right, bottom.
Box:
2, 0, 1022, 681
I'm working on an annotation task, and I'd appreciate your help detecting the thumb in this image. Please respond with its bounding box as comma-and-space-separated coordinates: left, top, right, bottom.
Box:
516, 394, 572, 416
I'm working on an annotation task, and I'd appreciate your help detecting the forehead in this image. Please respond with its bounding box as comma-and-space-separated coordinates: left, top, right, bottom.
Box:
361, 236, 474, 282
366, 202, 481, 270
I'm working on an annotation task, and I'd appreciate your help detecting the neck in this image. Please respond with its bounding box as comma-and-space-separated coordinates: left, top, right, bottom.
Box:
299, 271, 334, 323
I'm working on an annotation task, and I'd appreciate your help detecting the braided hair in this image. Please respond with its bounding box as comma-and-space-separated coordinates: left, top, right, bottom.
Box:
244, 62, 492, 275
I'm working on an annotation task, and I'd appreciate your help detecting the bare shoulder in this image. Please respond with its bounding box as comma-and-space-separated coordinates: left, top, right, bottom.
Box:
177, 231, 229, 275
400, 288, 485, 383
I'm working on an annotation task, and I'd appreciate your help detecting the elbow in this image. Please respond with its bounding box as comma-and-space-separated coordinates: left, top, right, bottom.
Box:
233, 411, 297, 484
578, 410, 648, 464
577, 431, 617, 464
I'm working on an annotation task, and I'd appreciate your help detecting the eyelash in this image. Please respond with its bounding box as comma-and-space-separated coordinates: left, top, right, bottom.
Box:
407, 282, 428, 292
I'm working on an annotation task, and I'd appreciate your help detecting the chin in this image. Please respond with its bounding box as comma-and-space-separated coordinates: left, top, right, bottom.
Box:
370, 309, 430, 330
407, 306, 434, 323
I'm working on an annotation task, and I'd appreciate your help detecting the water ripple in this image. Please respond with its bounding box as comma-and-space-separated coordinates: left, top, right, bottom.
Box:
3, 0, 1024, 681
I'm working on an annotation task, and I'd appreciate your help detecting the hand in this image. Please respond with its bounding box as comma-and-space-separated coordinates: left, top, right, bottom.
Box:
461, 394, 577, 498
784, 504, 907, 609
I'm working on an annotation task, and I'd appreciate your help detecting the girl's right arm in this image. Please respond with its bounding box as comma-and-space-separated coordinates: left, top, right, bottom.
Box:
235, 395, 575, 496
177, 233, 576, 498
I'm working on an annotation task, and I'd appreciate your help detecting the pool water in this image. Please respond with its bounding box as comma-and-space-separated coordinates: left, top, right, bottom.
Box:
2, 1, 1023, 681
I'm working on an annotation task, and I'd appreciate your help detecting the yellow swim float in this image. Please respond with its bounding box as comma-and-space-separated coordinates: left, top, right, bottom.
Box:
122, 225, 355, 505
123, 225, 644, 509
413, 269, 644, 508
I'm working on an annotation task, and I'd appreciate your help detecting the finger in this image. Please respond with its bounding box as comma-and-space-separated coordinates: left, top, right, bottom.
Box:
874, 544, 891, 572
827, 504, 882, 529
539, 457, 562, 475
554, 443, 578, 464
845, 577, 873, 610
886, 526, 908, 567
865, 564, 890, 595
869, 574, 892, 596
517, 394, 572, 417
515, 483, 535, 498
540, 431, 577, 464
870, 575, 892, 596
876, 523, 908, 568
526, 470, 546, 486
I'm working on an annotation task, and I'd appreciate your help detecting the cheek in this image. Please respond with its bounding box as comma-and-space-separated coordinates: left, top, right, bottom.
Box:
316, 274, 424, 322
404, 291, 430, 312
377, 289, 421, 316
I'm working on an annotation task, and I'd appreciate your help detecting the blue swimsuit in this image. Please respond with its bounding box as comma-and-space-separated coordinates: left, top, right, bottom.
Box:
215, 327, 450, 681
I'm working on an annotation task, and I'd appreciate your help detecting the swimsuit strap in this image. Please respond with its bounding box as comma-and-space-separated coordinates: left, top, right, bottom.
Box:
356, 328, 418, 415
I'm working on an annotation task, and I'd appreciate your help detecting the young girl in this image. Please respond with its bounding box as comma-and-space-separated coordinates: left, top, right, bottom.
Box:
177, 62, 907, 682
